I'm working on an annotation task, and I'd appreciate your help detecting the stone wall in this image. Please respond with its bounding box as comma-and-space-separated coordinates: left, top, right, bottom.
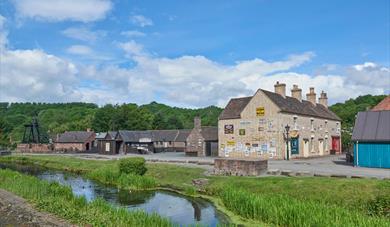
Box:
54, 143, 84, 152
218, 89, 341, 159
214, 158, 268, 176
17, 143, 53, 153
186, 117, 206, 156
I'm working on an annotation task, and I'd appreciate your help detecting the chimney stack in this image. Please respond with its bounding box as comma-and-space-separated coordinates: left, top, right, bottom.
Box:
274, 81, 286, 98
306, 87, 316, 105
318, 91, 328, 107
194, 116, 201, 129
291, 84, 302, 102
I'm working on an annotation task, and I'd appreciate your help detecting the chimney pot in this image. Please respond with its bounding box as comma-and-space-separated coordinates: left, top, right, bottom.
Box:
318, 91, 328, 107
306, 87, 317, 105
194, 117, 201, 129
274, 81, 286, 98
291, 84, 302, 102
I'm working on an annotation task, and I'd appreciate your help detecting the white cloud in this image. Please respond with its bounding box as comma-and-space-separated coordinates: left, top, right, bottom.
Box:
0, 29, 388, 107
13, 0, 112, 22
62, 27, 105, 42
121, 30, 146, 38
0, 49, 80, 102
66, 45, 93, 55
0, 14, 8, 48
130, 15, 153, 27
118, 40, 146, 57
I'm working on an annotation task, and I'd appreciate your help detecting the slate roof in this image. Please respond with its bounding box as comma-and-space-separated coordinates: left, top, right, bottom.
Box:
219, 89, 341, 121
200, 127, 218, 141
219, 96, 252, 120
95, 132, 107, 139
261, 90, 341, 121
56, 131, 95, 143
372, 96, 390, 111
117, 129, 192, 142
176, 130, 191, 142
352, 110, 390, 142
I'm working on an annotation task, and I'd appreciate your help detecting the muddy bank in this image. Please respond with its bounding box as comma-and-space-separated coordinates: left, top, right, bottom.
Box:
0, 189, 71, 227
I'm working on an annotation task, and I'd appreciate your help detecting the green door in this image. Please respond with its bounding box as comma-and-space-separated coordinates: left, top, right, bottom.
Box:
291, 137, 299, 155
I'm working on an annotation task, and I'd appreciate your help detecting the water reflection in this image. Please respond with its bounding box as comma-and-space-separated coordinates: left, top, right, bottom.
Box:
0, 163, 228, 226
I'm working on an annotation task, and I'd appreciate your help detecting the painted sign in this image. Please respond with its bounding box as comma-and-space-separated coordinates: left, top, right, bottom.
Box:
239, 129, 246, 135
227, 141, 235, 146
224, 124, 234, 134
256, 107, 265, 116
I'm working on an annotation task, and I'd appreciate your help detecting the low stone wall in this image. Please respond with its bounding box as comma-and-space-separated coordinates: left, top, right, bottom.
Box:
16, 144, 53, 153
214, 158, 268, 176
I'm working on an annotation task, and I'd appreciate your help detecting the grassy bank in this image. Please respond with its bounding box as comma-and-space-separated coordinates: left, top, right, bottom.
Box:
1, 155, 389, 226
0, 168, 173, 227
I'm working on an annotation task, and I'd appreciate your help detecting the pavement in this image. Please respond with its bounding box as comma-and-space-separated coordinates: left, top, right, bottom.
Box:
15, 152, 390, 179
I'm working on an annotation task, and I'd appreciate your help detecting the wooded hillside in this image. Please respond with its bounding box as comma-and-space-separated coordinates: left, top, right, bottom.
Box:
0, 94, 386, 148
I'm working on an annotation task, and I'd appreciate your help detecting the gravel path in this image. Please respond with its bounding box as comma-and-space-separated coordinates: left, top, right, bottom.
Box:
0, 189, 71, 227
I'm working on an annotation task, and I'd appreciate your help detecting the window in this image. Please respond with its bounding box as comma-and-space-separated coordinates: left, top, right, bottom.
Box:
293, 115, 298, 130
310, 118, 314, 132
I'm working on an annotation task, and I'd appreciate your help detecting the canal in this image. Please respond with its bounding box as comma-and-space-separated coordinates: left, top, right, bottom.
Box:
0, 163, 229, 226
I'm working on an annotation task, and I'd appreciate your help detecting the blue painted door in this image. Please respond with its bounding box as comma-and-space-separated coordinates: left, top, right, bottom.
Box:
291, 137, 299, 155
354, 143, 390, 168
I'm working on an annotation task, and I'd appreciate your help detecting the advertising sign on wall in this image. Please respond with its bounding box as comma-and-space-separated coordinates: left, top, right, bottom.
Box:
256, 107, 265, 116
224, 124, 234, 134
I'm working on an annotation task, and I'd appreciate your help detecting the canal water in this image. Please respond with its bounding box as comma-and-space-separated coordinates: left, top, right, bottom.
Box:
0, 163, 229, 226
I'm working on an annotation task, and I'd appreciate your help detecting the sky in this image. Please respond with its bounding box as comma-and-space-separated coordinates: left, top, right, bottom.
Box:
0, 0, 389, 108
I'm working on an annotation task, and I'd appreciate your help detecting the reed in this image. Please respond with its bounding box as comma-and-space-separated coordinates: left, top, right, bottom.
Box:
0, 169, 173, 227
219, 186, 390, 227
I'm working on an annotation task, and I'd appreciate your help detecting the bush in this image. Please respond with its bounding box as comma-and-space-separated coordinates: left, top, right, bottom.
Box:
119, 158, 147, 176
118, 174, 157, 190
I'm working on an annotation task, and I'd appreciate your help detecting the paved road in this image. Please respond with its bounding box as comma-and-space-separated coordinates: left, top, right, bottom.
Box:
16, 152, 390, 179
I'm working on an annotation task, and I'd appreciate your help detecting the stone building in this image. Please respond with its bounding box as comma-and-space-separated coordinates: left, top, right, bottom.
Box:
96, 130, 190, 154
186, 117, 218, 156
218, 82, 341, 160
54, 131, 96, 152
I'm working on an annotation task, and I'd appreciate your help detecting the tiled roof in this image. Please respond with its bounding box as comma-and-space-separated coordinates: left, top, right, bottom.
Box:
219, 89, 341, 121
371, 96, 390, 111
56, 131, 95, 143
261, 89, 341, 121
175, 130, 191, 142
200, 127, 218, 141
219, 96, 252, 120
117, 129, 192, 142
352, 110, 390, 142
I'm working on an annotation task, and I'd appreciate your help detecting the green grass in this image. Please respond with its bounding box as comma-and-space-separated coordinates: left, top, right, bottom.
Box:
219, 186, 389, 226
1, 154, 389, 226
0, 168, 173, 227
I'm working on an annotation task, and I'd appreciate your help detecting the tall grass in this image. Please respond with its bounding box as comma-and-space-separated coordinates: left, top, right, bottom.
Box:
0, 169, 173, 227
219, 186, 389, 227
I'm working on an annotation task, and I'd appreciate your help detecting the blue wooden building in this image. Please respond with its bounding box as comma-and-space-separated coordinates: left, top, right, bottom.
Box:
352, 110, 390, 168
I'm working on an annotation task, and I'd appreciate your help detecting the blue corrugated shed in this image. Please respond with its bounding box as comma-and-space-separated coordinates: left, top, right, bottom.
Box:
352, 110, 390, 169
354, 143, 390, 168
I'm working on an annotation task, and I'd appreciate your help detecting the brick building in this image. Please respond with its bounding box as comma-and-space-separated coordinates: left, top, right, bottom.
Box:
218, 82, 341, 160
54, 131, 96, 152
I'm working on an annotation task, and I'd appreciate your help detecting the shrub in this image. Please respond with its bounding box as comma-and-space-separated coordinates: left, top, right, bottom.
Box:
119, 158, 147, 176
118, 174, 157, 190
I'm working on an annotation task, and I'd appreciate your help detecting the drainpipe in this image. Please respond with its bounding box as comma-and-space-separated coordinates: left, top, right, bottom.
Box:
356, 141, 359, 167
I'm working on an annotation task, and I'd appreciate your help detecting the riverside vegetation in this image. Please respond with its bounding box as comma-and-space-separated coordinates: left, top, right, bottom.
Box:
0, 155, 389, 226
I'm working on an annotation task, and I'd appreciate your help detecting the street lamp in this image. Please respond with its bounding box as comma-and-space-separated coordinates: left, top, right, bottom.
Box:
285, 124, 290, 160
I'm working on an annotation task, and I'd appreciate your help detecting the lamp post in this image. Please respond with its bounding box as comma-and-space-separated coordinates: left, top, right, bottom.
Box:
285, 124, 290, 160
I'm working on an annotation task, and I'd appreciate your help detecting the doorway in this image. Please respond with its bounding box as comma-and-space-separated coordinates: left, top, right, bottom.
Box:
85, 143, 90, 151
332, 136, 340, 153
291, 137, 299, 155
303, 139, 309, 157
318, 139, 324, 156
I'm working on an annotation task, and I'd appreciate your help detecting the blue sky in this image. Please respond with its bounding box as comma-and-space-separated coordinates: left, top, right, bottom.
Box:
0, 0, 389, 107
